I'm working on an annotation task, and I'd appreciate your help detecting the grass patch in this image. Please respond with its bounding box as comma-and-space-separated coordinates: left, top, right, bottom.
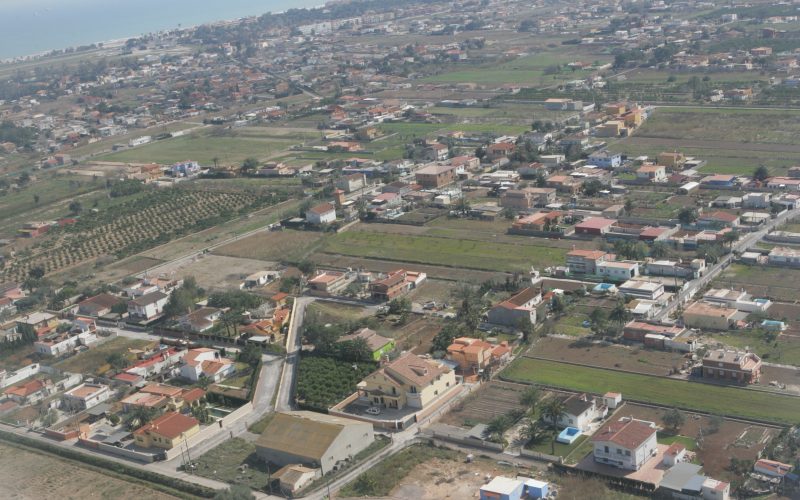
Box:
502, 358, 800, 425
658, 435, 698, 451
526, 433, 589, 459
305, 301, 370, 325
339, 443, 459, 497
247, 413, 275, 435
53, 337, 151, 375
321, 231, 567, 272
192, 437, 269, 493
706, 329, 800, 367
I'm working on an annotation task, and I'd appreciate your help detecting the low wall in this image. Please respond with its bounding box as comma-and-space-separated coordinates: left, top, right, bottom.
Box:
45, 428, 81, 441
519, 447, 563, 463
78, 437, 155, 463
425, 430, 504, 452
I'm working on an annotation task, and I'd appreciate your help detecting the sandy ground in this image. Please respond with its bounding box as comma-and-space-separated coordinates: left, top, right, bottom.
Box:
147, 253, 279, 292
0, 442, 177, 500
390, 456, 517, 500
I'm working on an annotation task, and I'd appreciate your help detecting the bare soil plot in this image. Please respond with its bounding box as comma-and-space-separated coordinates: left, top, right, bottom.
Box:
619, 403, 777, 482
714, 264, 800, 302
149, 254, 278, 292
54, 337, 152, 375
391, 317, 443, 354
530, 337, 688, 377
213, 229, 325, 262
407, 279, 459, 306
441, 381, 528, 427
0, 442, 177, 499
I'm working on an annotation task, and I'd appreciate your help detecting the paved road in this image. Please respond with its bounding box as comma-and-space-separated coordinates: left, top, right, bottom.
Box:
654, 207, 797, 321
275, 296, 310, 412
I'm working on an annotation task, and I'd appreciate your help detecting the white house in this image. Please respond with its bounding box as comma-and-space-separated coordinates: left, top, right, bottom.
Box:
591, 418, 658, 470
127, 291, 169, 321
556, 393, 608, 431
486, 287, 541, 327
34, 330, 98, 356
62, 382, 111, 411
596, 261, 639, 281
306, 202, 337, 225
179, 348, 234, 382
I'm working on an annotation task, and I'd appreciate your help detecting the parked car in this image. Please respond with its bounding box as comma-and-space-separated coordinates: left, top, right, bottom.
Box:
365, 406, 381, 415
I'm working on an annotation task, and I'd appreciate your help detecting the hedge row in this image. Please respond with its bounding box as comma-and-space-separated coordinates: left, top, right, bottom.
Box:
0, 429, 216, 498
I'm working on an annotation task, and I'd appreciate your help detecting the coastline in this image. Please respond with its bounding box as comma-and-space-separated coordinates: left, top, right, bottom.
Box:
0, 1, 328, 64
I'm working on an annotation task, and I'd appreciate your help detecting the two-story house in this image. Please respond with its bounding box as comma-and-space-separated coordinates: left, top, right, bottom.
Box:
357, 353, 457, 411
306, 202, 337, 225
127, 291, 168, 321
701, 349, 762, 384
592, 418, 658, 470
486, 287, 541, 327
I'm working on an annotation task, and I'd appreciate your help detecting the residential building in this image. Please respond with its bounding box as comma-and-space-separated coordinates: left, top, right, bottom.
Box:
273, 464, 319, 494
179, 307, 223, 333
415, 164, 456, 188
16, 312, 57, 337
368, 269, 410, 301
133, 411, 200, 450
486, 287, 541, 327
683, 302, 738, 331
591, 418, 658, 470
596, 261, 639, 280
127, 291, 168, 321
658, 152, 686, 170
566, 249, 610, 274
587, 150, 622, 169
546, 175, 581, 194
307, 270, 348, 293
306, 202, 337, 225
697, 211, 739, 228
335, 173, 367, 193
255, 411, 374, 473
702, 349, 762, 384
243, 271, 279, 288
557, 393, 608, 431
170, 160, 200, 177
754, 459, 793, 478
336, 328, 395, 361
768, 246, 800, 267
77, 293, 124, 317
700, 175, 737, 189
357, 352, 457, 410
702, 288, 770, 313
500, 188, 557, 210
636, 165, 667, 183
446, 337, 511, 375
510, 212, 562, 233
3, 379, 52, 404
34, 330, 97, 356
179, 348, 234, 382
659, 462, 730, 500
574, 217, 616, 236
645, 259, 706, 279
618, 280, 664, 301
62, 382, 111, 411
479, 476, 549, 500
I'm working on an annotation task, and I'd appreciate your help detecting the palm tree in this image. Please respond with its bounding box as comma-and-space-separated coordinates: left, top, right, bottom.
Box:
540, 397, 567, 454
521, 418, 547, 446
609, 299, 630, 325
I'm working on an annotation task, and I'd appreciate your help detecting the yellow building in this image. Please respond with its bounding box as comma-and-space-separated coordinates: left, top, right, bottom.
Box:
682, 302, 738, 331
357, 353, 457, 410
595, 120, 627, 138
133, 411, 199, 450
657, 152, 686, 170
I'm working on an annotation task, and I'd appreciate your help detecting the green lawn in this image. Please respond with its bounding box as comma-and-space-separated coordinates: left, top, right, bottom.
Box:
321, 231, 567, 272
526, 434, 589, 462
100, 131, 296, 165
657, 435, 698, 451
706, 329, 800, 367
502, 358, 800, 425
378, 121, 529, 138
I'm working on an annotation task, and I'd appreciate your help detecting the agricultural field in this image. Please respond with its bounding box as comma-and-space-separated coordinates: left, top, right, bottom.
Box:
146, 254, 281, 293
502, 358, 800, 424
609, 107, 800, 175
304, 300, 372, 325
295, 356, 377, 411
1, 187, 282, 282
53, 337, 152, 375
0, 442, 178, 500
99, 127, 303, 165
378, 121, 530, 138
530, 337, 688, 377
212, 229, 326, 263
320, 229, 568, 273
441, 380, 528, 427
620, 404, 776, 482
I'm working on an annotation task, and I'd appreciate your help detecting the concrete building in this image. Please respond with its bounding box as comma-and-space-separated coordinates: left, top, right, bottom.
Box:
255, 411, 374, 473
618, 280, 664, 301
683, 302, 738, 331
486, 287, 541, 327
592, 418, 658, 471
62, 382, 111, 411
415, 164, 456, 189
702, 349, 761, 384
133, 411, 200, 450
566, 249, 610, 274
306, 202, 337, 225
357, 353, 457, 411
127, 291, 168, 321
596, 261, 639, 281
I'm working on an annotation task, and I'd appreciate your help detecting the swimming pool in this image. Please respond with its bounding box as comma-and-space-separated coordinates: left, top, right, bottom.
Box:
557, 426, 582, 444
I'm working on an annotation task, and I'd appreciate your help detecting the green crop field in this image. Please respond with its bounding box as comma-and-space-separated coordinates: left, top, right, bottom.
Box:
502, 358, 800, 425
100, 131, 296, 165
379, 121, 530, 137
321, 231, 567, 272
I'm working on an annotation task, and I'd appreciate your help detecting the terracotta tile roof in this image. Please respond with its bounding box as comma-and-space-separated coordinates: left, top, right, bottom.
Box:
140, 383, 183, 398
592, 419, 656, 449
384, 352, 448, 387
134, 411, 198, 439
4, 379, 47, 397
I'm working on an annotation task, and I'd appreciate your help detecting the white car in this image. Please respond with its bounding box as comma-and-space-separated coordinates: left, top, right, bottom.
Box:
365, 406, 382, 415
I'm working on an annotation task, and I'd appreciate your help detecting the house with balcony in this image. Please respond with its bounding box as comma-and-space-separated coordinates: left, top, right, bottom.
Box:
486, 287, 541, 327
446, 337, 511, 376
127, 291, 168, 321
701, 349, 761, 384
356, 353, 457, 411
591, 418, 658, 470
566, 249, 611, 274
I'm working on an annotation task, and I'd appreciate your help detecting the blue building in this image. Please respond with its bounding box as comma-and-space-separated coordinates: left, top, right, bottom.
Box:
587, 150, 622, 169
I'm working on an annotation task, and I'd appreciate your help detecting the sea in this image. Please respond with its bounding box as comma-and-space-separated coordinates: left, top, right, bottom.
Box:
0, 0, 323, 61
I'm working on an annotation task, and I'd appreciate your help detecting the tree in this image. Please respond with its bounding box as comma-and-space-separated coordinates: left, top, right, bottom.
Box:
707, 414, 723, 435
387, 297, 411, 315
521, 418, 547, 445
241, 157, 259, 172
540, 397, 567, 454
678, 207, 698, 225
41, 408, 59, 427
33, 194, 40, 205
517, 315, 535, 343
582, 179, 604, 197
485, 414, 512, 442
106, 352, 129, 370
624, 199, 634, 215
519, 386, 541, 409
662, 408, 686, 433
430, 323, 460, 354
550, 294, 566, 315
28, 266, 45, 280
753, 165, 770, 182
722, 230, 739, 247
650, 241, 670, 259
68, 200, 82, 214
609, 300, 630, 325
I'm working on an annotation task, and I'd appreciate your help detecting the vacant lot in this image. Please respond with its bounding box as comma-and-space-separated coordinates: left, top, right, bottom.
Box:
305, 300, 372, 325
502, 358, 800, 424
702, 328, 800, 369
531, 337, 689, 377
54, 337, 151, 375
147, 253, 278, 292
213, 229, 325, 263
714, 263, 800, 302
621, 404, 776, 482
0, 442, 177, 499
191, 438, 269, 494
442, 381, 527, 427
321, 230, 567, 273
